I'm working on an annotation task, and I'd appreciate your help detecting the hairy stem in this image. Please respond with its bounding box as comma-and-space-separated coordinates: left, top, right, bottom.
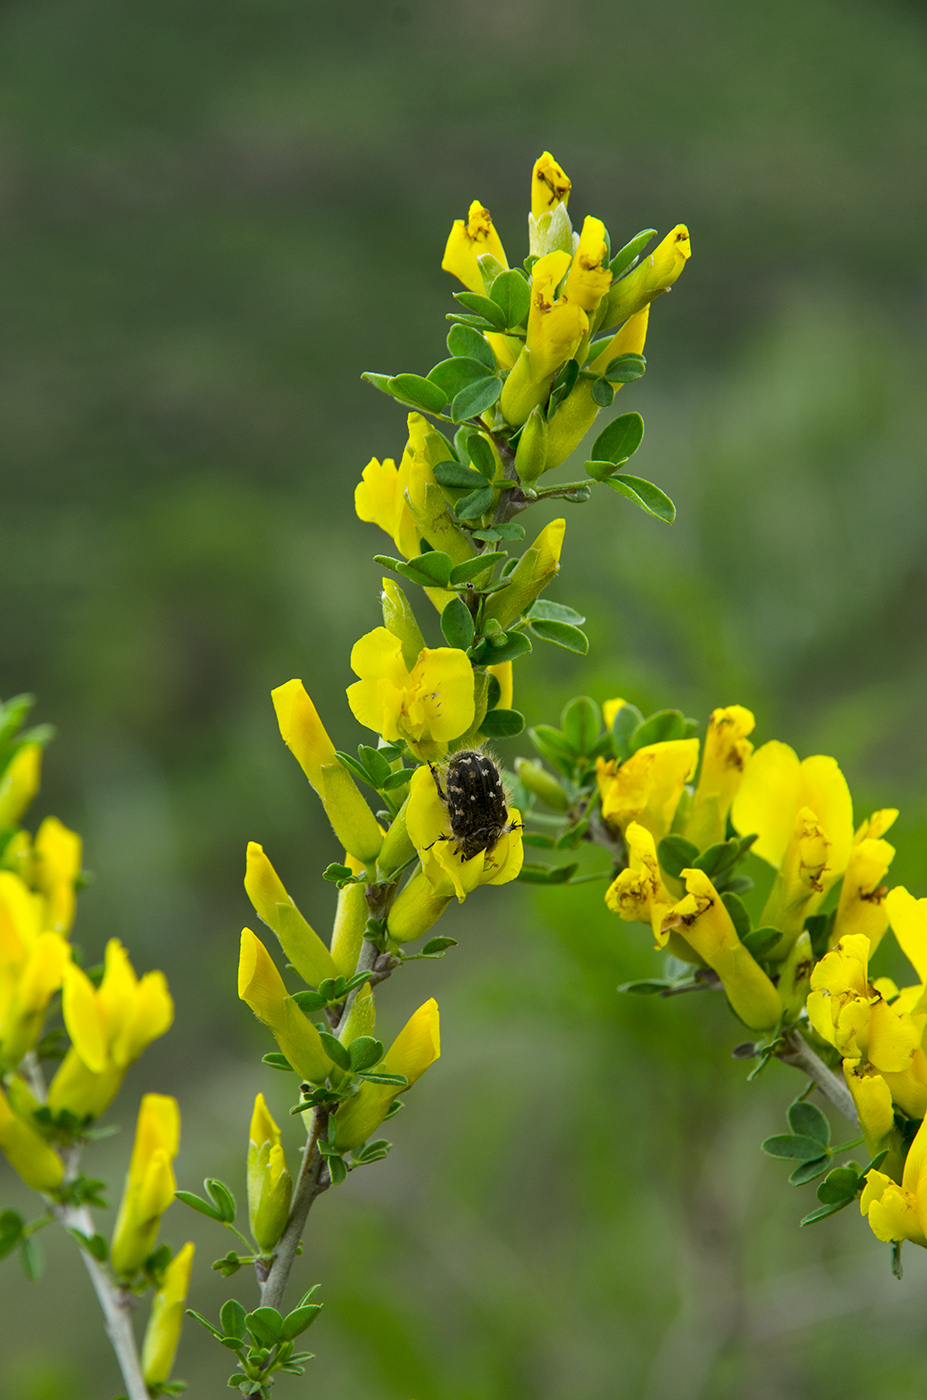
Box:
55, 1152, 148, 1400
777, 1030, 859, 1125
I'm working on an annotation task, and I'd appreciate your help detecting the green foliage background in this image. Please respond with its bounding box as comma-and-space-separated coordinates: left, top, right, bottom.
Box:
2, 0, 927, 1394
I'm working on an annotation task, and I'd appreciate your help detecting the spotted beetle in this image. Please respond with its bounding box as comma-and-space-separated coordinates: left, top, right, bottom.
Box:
429, 749, 519, 861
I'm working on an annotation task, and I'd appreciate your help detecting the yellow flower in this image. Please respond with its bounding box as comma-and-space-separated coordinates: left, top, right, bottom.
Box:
597, 739, 700, 845
238, 929, 334, 1083
141, 1241, 195, 1387
806, 934, 920, 1073
47, 940, 173, 1120
0, 1085, 63, 1192
829, 826, 895, 952
271, 679, 337, 796
482, 519, 565, 631
110, 1094, 180, 1279
386, 868, 453, 945
531, 152, 571, 217
245, 842, 338, 988
354, 456, 420, 560
600, 225, 691, 332
347, 629, 475, 761
562, 216, 612, 317
886, 886, 927, 983
441, 201, 508, 293
404, 764, 522, 903
545, 306, 650, 472
0, 930, 70, 1070
661, 868, 782, 1030
0, 743, 42, 828
861, 1115, 927, 1248
31, 816, 81, 935
333, 998, 440, 1151
843, 1059, 902, 1172
247, 1093, 292, 1254
731, 742, 853, 950
684, 706, 755, 851
605, 821, 676, 946
500, 252, 587, 427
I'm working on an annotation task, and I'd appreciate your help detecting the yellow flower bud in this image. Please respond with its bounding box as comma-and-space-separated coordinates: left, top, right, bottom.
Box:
600, 225, 690, 332
683, 706, 755, 852
0, 1086, 63, 1192
238, 929, 333, 1083
334, 999, 440, 1151
0, 931, 70, 1069
386, 868, 453, 945
512, 406, 549, 486
500, 252, 587, 427
247, 1094, 292, 1255
141, 1241, 195, 1387
271, 680, 337, 796
330, 852, 368, 976
482, 519, 565, 631
662, 868, 782, 1031
376, 799, 417, 882
245, 842, 338, 988
0, 743, 42, 828
777, 930, 813, 1020
111, 1094, 180, 1279
515, 758, 569, 811
441, 201, 508, 293
32, 816, 81, 935
545, 306, 650, 472
530, 152, 571, 218
844, 1059, 901, 1171
562, 216, 612, 317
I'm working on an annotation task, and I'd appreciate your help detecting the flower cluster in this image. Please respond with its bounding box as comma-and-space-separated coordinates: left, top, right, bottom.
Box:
0, 695, 190, 1393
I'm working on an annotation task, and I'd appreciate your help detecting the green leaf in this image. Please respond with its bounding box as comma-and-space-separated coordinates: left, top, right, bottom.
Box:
246, 1307, 283, 1347
741, 927, 782, 960
591, 412, 644, 465
630, 709, 687, 750
611, 703, 644, 760
174, 1191, 225, 1222
788, 1157, 830, 1185
465, 432, 498, 479
584, 459, 625, 482
348, 1037, 384, 1073
480, 708, 525, 738
525, 599, 586, 625
657, 835, 699, 879
327, 1155, 348, 1185
447, 324, 495, 368
334, 751, 371, 785
762, 1134, 831, 1161
529, 724, 576, 776
0, 1210, 24, 1261
517, 862, 579, 884
321, 861, 355, 886
720, 891, 751, 940
428, 358, 497, 401
446, 313, 499, 332
381, 768, 412, 791
604, 353, 647, 383
19, 1236, 43, 1281
604, 473, 676, 524
591, 378, 615, 407
617, 979, 672, 995
318, 1032, 351, 1072
220, 1300, 248, 1342
609, 228, 657, 277
406, 551, 454, 587
800, 1200, 853, 1227
450, 552, 507, 584
528, 619, 588, 653
205, 1180, 237, 1224
451, 377, 502, 423
454, 484, 495, 520
281, 1304, 323, 1341
561, 697, 602, 755
355, 1071, 408, 1086
477, 521, 524, 542
489, 269, 530, 327
441, 597, 475, 650
483, 630, 532, 664
187, 1309, 224, 1341
789, 1101, 831, 1148
358, 745, 392, 787
453, 292, 506, 329
433, 461, 488, 490
262, 1053, 295, 1072
386, 374, 448, 415
420, 936, 458, 957
816, 1166, 859, 1204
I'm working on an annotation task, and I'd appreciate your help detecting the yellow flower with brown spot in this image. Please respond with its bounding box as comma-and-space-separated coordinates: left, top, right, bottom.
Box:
500, 252, 587, 427
531, 152, 571, 217
806, 934, 921, 1075
545, 306, 651, 472
597, 738, 699, 845
562, 216, 612, 317
442, 201, 508, 293
601, 225, 691, 332
605, 821, 676, 946
347, 629, 475, 761
684, 706, 755, 851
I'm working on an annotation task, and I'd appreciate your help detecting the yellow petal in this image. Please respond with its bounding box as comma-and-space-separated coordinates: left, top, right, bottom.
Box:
245, 842, 338, 987
61, 963, 108, 1074
731, 740, 802, 867
531, 152, 571, 216
0, 743, 42, 828
441, 201, 508, 292
271, 680, 337, 796
887, 886, 927, 983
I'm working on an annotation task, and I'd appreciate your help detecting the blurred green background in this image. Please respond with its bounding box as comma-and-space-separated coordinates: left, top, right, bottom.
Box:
2, 0, 927, 1394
